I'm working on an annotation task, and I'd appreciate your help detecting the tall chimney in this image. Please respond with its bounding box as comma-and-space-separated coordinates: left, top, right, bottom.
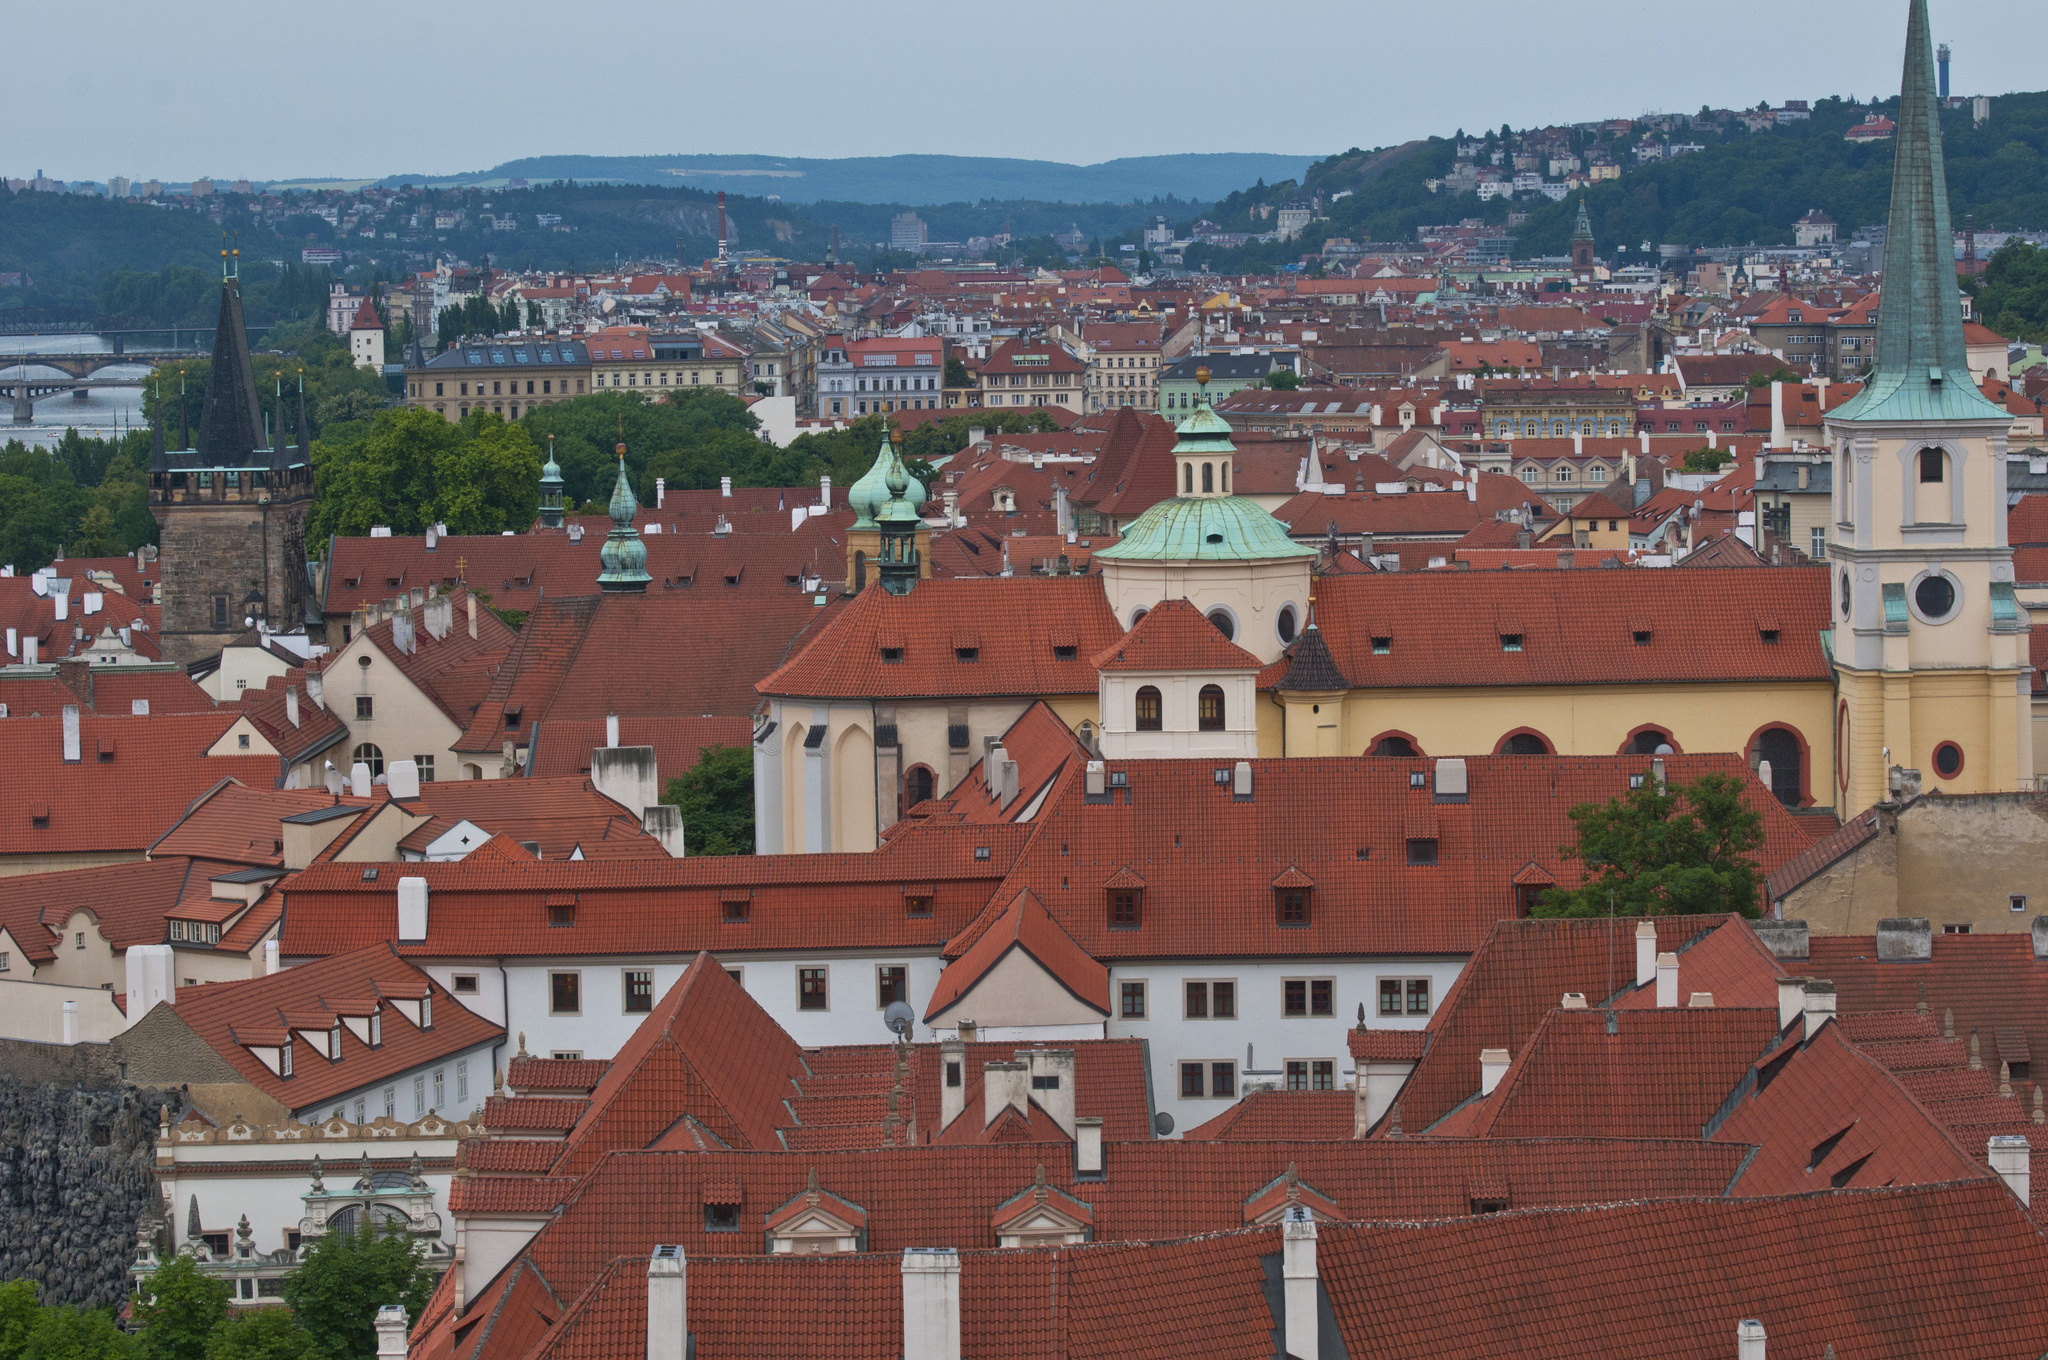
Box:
607, 713, 621, 748
351, 762, 372, 797
1074, 1116, 1104, 1176
1479, 1048, 1510, 1095
1026, 1048, 1075, 1134
720, 476, 732, 498
1282, 1207, 1318, 1360
1776, 977, 1805, 1030
1655, 952, 1679, 1007
819, 474, 832, 510
62, 704, 80, 763
1802, 978, 1837, 1034
1635, 920, 1658, 988
1737, 1319, 1766, 1360
374, 1307, 409, 1360
983, 1060, 1028, 1128
716, 192, 728, 265
264, 940, 281, 975
286, 686, 300, 729
61, 1000, 78, 1046
467, 594, 478, 640
939, 1036, 966, 1130
646, 1246, 686, 1360
397, 877, 429, 942
900, 1249, 960, 1360
1989, 1136, 2032, 1204
656, 477, 666, 509
1769, 381, 1787, 449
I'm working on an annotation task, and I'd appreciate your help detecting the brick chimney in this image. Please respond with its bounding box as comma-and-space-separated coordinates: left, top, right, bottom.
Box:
1636, 920, 1658, 988
901, 1249, 960, 1360
645, 1246, 686, 1360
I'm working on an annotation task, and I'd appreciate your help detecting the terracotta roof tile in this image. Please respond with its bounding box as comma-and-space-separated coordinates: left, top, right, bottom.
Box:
1089, 598, 1259, 671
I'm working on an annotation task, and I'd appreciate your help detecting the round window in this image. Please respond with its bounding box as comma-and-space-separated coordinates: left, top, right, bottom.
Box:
1207, 610, 1235, 641
1914, 574, 1956, 621
1933, 742, 1964, 779
1839, 571, 1851, 618
1277, 606, 1298, 645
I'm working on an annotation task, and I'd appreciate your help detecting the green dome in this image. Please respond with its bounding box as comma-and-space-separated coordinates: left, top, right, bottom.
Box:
540, 451, 563, 486
1094, 495, 1316, 563
850, 431, 927, 526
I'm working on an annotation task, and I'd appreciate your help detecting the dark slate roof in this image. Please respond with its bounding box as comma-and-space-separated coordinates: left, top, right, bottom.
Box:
415, 341, 590, 372
1164, 354, 1281, 381
1276, 624, 1350, 691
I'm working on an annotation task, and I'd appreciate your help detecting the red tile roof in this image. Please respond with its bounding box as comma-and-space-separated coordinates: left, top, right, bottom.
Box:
152, 943, 503, 1110
525, 716, 752, 782
0, 857, 198, 962
1180, 1089, 1355, 1141
925, 890, 1110, 1022
150, 781, 350, 866
757, 578, 1120, 700
395, 776, 669, 861
1089, 598, 1259, 672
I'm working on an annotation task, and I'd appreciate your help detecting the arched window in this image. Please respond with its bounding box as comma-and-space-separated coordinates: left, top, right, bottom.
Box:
1135, 686, 1163, 732
1625, 728, 1673, 755
1373, 735, 1419, 757
1202, 462, 1214, 493
904, 766, 934, 812
1183, 463, 1193, 494
1221, 464, 1228, 493
1198, 685, 1225, 731
1207, 610, 1235, 641
852, 551, 867, 593
1752, 727, 1803, 807
1918, 447, 1945, 482
1129, 607, 1149, 628
352, 743, 385, 777
1276, 606, 1298, 644
1497, 732, 1551, 755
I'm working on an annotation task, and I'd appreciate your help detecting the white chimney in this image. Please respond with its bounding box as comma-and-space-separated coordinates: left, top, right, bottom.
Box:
1776, 977, 1806, 1030
1769, 381, 1786, 449
425, 526, 438, 551
124, 945, 176, 1023
819, 474, 832, 509
719, 476, 731, 498
1433, 757, 1467, 797
656, 477, 668, 509
286, 686, 300, 729
1282, 1206, 1318, 1360
61, 1000, 78, 1046
646, 1247, 686, 1360
264, 940, 281, 975
1655, 952, 1679, 1007
467, 594, 478, 640
1026, 1048, 1075, 1135
1466, 475, 1477, 503
1000, 759, 1020, 809
1561, 993, 1588, 1009
1075, 1116, 1104, 1176
351, 762, 372, 797
131, 699, 149, 716
939, 1036, 967, 1130
1479, 1048, 1510, 1095
901, 1250, 960, 1360
642, 803, 685, 857
387, 760, 421, 800
397, 877, 429, 942
1635, 921, 1658, 988
306, 673, 324, 710
54, 593, 67, 621
983, 1060, 1029, 1127
1737, 1319, 1766, 1360
1688, 992, 1716, 1008
1802, 978, 1836, 1033
324, 763, 345, 797
5, 627, 14, 657
1989, 1135, 2032, 1204
607, 713, 620, 748
374, 1306, 409, 1360
62, 704, 80, 763
23, 635, 37, 666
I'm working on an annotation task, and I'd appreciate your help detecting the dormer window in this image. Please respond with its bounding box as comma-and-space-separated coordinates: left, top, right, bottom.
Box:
1632, 630, 1652, 646
420, 994, 432, 1029
1500, 633, 1524, 652
1276, 888, 1311, 927
280, 1039, 294, 1078
1759, 629, 1780, 644
1109, 889, 1142, 929
1053, 645, 1077, 660
880, 647, 904, 664
1372, 636, 1392, 655
955, 647, 978, 663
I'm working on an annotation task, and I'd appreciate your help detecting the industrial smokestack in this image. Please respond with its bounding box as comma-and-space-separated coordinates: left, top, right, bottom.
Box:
717, 191, 729, 266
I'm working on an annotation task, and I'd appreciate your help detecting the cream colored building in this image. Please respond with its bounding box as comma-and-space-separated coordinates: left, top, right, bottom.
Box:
586, 327, 747, 399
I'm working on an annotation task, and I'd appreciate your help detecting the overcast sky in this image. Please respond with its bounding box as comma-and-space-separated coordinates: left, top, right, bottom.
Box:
9, 0, 2035, 183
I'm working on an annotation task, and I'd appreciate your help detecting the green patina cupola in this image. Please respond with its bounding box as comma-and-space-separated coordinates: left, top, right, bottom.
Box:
539, 435, 565, 529
1829, 0, 2007, 426
597, 436, 650, 593
849, 428, 926, 528
875, 447, 923, 595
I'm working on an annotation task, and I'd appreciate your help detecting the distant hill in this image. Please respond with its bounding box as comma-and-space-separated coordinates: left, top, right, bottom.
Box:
371, 152, 1320, 206
1185, 91, 2048, 271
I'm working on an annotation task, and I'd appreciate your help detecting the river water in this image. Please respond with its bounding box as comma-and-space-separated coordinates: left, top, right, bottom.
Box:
2, 335, 163, 449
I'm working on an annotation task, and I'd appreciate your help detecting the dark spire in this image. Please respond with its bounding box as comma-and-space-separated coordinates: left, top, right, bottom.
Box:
196, 274, 267, 464
1833, 0, 2006, 424
1277, 617, 1349, 693
150, 376, 166, 472
296, 369, 309, 461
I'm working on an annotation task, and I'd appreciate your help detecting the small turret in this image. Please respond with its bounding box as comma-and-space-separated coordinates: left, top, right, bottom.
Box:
539, 435, 565, 529
596, 424, 650, 593
1172, 367, 1238, 498
875, 450, 922, 596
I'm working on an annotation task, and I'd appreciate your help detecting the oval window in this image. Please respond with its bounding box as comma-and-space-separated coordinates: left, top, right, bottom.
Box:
1914, 574, 1956, 620
1839, 570, 1851, 618
1933, 741, 1963, 779
1208, 610, 1235, 641
1277, 606, 1298, 645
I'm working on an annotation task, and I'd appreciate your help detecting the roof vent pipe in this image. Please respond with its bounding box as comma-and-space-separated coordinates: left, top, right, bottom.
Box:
1635, 920, 1658, 988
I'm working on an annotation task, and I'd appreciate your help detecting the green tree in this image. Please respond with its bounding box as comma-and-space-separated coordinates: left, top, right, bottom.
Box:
1745, 365, 1802, 389
1533, 773, 1766, 918
20, 1309, 131, 1360
204, 1310, 323, 1360
942, 357, 971, 388
1974, 240, 2048, 343
1681, 446, 1732, 472
306, 408, 541, 542
662, 745, 755, 855
0, 1281, 40, 1360
279, 1224, 435, 1360
1264, 369, 1301, 391
132, 1259, 231, 1360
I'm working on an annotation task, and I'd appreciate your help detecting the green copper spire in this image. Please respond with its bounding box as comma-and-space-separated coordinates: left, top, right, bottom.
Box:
875, 451, 923, 595
1831, 0, 2006, 425
848, 428, 927, 529
539, 435, 565, 529
597, 432, 650, 592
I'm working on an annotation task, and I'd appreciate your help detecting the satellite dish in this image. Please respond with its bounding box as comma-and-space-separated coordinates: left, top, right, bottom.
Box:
1152, 1111, 1174, 1137
882, 1000, 915, 1040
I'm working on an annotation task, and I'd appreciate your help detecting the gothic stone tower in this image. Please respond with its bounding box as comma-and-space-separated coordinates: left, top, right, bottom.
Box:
151, 260, 314, 666
1570, 198, 1595, 279
1824, 0, 2033, 807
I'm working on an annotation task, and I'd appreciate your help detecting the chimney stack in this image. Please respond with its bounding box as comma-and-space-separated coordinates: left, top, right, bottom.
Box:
983, 1060, 1028, 1128
61, 999, 78, 1046
720, 476, 731, 498
1074, 1116, 1104, 1176
62, 704, 80, 763
939, 1036, 966, 1130
1635, 920, 1658, 988
397, 877, 429, 942
1655, 952, 1679, 1008
656, 477, 667, 509
1737, 1319, 1766, 1360
1776, 977, 1806, 1030
1282, 1207, 1318, 1360
1989, 1135, 2032, 1204
374, 1307, 409, 1360
819, 474, 832, 510
467, 594, 478, 640
1479, 1048, 1510, 1095
607, 713, 621, 748
1026, 1048, 1075, 1134
900, 1249, 961, 1360
645, 1247, 687, 1360
306, 672, 324, 710
387, 760, 421, 800
264, 940, 280, 975
1802, 979, 1836, 1034
351, 762, 372, 797
286, 686, 300, 729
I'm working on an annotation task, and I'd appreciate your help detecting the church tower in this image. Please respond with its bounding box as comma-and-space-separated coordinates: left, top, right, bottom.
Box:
1825, 0, 2032, 807
1570, 199, 1595, 280
150, 248, 314, 665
